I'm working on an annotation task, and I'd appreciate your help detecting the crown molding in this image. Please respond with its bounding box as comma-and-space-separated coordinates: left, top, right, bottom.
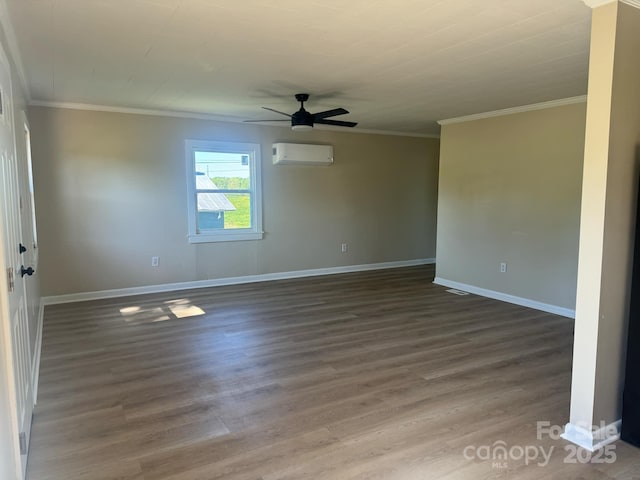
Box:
583, 0, 640, 9
335, 126, 439, 138
28, 100, 440, 139
29, 100, 239, 123
0, 0, 31, 101
437, 95, 587, 126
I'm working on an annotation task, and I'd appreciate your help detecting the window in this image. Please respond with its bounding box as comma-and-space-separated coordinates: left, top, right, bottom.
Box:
186, 140, 263, 243
24, 119, 38, 254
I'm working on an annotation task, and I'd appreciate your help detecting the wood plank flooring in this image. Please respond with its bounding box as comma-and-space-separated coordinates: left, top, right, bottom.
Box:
27, 265, 640, 479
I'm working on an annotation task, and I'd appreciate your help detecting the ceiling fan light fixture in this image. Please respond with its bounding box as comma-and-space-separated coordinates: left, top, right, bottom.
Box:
291, 124, 313, 131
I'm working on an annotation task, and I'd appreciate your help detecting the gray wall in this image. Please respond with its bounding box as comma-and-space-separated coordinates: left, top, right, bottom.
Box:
435, 102, 587, 311
29, 106, 440, 296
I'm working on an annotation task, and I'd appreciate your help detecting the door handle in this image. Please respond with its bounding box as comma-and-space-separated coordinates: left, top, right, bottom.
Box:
20, 266, 34, 277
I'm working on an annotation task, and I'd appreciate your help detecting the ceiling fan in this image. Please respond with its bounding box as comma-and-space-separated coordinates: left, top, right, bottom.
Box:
244, 93, 357, 131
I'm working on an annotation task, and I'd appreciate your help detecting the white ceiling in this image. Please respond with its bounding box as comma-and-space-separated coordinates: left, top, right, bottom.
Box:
5, 0, 592, 135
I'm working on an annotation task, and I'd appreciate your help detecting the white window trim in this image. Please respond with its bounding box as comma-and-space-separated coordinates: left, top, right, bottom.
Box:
185, 139, 263, 243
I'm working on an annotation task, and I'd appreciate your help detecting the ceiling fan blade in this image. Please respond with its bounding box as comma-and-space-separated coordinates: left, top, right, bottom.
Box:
312, 108, 349, 120
243, 119, 290, 123
262, 107, 292, 117
315, 118, 358, 128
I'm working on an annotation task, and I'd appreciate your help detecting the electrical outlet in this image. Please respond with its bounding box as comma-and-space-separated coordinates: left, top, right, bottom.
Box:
152, 256, 159, 267
500, 262, 507, 273
341, 243, 348, 253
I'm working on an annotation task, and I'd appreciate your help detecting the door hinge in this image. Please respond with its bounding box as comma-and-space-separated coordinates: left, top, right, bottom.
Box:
19, 431, 26, 455
6, 267, 14, 293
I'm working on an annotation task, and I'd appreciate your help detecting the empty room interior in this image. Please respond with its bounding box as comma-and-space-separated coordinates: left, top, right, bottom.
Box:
2, 0, 640, 479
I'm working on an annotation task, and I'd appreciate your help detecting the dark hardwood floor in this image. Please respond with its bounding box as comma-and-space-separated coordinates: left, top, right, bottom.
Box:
27, 265, 640, 479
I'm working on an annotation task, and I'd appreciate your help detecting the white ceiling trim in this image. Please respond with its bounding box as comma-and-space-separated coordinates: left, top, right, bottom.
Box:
583, 0, 640, 8
582, 0, 615, 7
437, 95, 587, 126
0, 0, 30, 101
29, 101, 440, 139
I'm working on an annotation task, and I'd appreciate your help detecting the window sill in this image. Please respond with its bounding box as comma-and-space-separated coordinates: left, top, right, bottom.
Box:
188, 231, 264, 244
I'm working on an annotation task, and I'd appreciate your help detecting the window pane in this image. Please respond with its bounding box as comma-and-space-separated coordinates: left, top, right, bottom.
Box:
194, 151, 250, 190
223, 193, 251, 229
186, 140, 262, 243
197, 192, 251, 231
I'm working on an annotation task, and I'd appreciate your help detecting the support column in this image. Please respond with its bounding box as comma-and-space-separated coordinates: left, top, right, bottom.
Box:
564, 0, 640, 450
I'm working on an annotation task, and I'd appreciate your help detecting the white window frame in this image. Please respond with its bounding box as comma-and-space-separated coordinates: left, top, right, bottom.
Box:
185, 139, 263, 243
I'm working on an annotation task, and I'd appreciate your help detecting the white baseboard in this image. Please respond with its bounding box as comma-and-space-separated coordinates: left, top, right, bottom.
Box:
432, 277, 575, 318
31, 301, 44, 405
42, 258, 436, 306
561, 420, 621, 451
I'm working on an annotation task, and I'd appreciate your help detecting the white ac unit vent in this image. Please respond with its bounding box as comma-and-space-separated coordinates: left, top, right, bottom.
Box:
272, 143, 333, 166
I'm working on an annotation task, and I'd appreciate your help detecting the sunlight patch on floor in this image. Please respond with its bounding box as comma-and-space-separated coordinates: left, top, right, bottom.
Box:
168, 304, 206, 318
119, 299, 206, 323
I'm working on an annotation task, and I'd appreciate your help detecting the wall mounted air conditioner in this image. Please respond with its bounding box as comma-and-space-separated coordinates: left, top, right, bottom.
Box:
272, 143, 333, 166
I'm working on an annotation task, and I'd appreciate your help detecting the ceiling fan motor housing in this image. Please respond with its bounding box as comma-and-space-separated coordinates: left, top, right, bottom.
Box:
245, 93, 357, 129
292, 108, 314, 128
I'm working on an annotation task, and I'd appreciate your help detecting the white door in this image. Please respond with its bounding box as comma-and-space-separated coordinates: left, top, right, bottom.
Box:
0, 41, 33, 479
